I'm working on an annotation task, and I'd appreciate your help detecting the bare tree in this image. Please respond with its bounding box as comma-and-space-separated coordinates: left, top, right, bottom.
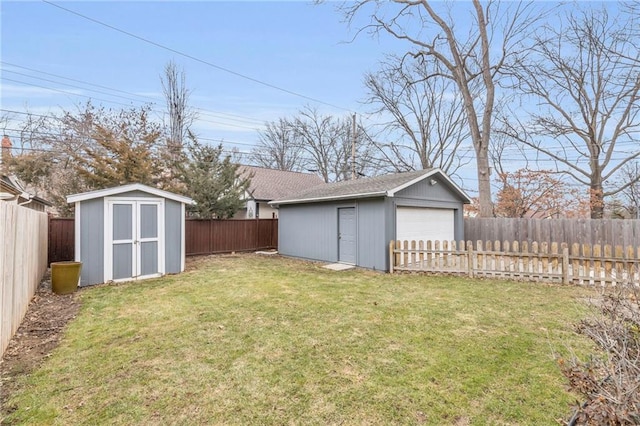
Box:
502, 7, 640, 218
161, 60, 195, 158
250, 118, 307, 171
494, 169, 588, 219
291, 106, 375, 182
364, 55, 470, 174
8, 102, 167, 215
342, 0, 539, 217
610, 162, 640, 219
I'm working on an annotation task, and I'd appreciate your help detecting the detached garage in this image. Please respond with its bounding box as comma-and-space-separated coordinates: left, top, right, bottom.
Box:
67, 184, 194, 286
270, 168, 471, 272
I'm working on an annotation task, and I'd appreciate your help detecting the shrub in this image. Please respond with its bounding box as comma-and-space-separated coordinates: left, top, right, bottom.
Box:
560, 287, 640, 425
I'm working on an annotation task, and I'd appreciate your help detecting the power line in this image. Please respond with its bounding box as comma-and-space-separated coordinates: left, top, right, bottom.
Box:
1, 61, 160, 102
3, 69, 153, 105
0, 124, 261, 149
1, 61, 268, 126
1, 78, 263, 131
2, 76, 144, 109
41, 0, 352, 113
1, 132, 251, 159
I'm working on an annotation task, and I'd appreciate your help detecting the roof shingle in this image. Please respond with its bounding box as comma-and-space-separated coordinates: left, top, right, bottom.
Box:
239, 166, 324, 201
272, 169, 437, 204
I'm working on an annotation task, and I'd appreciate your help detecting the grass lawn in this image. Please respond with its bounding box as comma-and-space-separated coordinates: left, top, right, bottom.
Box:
3, 254, 594, 425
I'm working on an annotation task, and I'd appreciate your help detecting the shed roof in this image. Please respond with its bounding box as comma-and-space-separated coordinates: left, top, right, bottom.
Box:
67, 183, 194, 204
239, 165, 324, 201
270, 168, 471, 206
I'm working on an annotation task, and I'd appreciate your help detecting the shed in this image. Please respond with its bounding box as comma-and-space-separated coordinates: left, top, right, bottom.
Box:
67, 184, 194, 286
270, 168, 471, 272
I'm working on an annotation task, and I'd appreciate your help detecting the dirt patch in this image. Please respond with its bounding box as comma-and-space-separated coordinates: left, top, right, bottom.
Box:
0, 254, 267, 416
0, 256, 216, 413
0, 271, 81, 413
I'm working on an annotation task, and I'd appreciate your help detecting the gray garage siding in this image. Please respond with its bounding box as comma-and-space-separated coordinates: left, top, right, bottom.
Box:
278, 203, 343, 263
355, 198, 387, 270
395, 176, 461, 202
279, 198, 389, 270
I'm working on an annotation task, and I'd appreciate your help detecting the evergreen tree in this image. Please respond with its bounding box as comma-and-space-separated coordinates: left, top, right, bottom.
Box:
180, 135, 250, 219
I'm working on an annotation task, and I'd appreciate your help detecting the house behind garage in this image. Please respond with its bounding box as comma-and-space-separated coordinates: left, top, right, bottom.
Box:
270, 168, 471, 272
235, 165, 324, 219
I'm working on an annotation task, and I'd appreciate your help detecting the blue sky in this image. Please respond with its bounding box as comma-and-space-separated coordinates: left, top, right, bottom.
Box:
2, 1, 629, 197
1, 1, 409, 152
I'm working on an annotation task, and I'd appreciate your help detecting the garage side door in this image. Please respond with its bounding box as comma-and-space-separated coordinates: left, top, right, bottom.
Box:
396, 207, 455, 243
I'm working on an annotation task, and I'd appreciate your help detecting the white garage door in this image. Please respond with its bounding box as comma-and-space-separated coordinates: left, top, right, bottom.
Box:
396, 207, 455, 243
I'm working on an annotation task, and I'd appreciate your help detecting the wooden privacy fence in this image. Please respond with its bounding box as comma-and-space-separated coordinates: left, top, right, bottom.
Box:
1, 203, 48, 357
48, 217, 74, 264
390, 240, 640, 287
465, 218, 640, 248
49, 217, 279, 263
185, 219, 278, 255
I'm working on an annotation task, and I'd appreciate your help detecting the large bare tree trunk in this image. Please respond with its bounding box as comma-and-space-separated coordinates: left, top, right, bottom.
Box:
342, 0, 537, 216
476, 148, 493, 217
499, 6, 640, 219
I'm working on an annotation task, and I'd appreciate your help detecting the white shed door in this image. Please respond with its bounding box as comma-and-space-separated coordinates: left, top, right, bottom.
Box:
106, 199, 164, 282
396, 207, 455, 243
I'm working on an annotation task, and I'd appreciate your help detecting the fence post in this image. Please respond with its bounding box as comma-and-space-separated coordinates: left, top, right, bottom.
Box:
562, 247, 570, 285
467, 242, 474, 278
389, 240, 395, 274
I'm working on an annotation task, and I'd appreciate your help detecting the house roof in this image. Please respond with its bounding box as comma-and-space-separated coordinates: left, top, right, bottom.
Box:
67, 183, 194, 204
239, 165, 324, 201
270, 168, 472, 206
0, 174, 53, 206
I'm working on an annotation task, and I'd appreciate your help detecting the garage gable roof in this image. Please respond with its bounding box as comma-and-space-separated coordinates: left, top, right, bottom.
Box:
270, 168, 471, 205
67, 183, 194, 204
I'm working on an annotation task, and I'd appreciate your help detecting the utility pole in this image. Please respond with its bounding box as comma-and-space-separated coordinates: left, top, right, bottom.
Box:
351, 113, 357, 180
635, 163, 640, 220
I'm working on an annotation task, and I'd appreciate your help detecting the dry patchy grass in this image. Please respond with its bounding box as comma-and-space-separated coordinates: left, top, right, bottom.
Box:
2, 254, 594, 425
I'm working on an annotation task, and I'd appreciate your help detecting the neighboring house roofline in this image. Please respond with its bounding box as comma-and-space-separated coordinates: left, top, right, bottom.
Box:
67, 183, 194, 204
1, 174, 53, 206
238, 165, 324, 202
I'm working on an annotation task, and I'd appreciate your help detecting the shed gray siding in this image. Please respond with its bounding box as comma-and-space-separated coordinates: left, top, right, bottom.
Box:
164, 199, 182, 273
79, 197, 104, 286
76, 190, 186, 285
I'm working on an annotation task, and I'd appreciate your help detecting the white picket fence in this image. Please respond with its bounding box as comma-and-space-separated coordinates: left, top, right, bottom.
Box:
1, 203, 48, 357
390, 240, 640, 287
